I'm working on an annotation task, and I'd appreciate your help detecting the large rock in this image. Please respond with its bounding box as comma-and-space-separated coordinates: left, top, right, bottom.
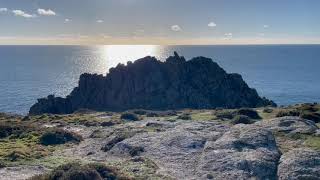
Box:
278, 148, 320, 180
105, 121, 282, 179
256, 116, 319, 135
29, 52, 275, 114
197, 124, 281, 179
108, 121, 230, 179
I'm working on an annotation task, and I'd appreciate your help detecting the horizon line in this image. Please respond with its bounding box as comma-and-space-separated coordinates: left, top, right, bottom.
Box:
0, 43, 320, 46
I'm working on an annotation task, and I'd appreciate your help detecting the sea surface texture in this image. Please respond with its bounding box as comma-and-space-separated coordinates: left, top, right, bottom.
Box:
0, 45, 319, 114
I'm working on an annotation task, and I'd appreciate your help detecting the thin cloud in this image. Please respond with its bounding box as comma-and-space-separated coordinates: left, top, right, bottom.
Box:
0, 8, 8, 12
223, 33, 233, 40
171, 25, 181, 32
37, 9, 56, 16
96, 20, 104, 23
100, 34, 112, 39
12, 10, 36, 18
208, 22, 217, 27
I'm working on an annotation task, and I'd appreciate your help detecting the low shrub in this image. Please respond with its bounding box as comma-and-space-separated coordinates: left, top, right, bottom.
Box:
100, 121, 115, 127
82, 120, 100, 127
40, 128, 83, 146
101, 135, 126, 152
146, 112, 159, 117
297, 104, 318, 112
5, 150, 28, 161
144, 110, 177, 117
164, 110, 178, 116
214, 110, 234, 119
263, 108, 273, 113
231, 115, 254, 125
22, 116, 31, 121
128, 146, 144, 157
29, 162, 126, 180
177, 113, 191, 120
0, 161, 5, 168
276, 110, 300, 117
120, 113, 139, 121
0, 123, 32, 138
89, 130, 104, 138
74, 108, 96, 114
235, 108, 261, 119
132, 109, 147, 115
300, 112, 320, 123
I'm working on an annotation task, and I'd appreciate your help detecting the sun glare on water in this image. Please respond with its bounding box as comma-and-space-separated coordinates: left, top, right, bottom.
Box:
100, 45, 160, 69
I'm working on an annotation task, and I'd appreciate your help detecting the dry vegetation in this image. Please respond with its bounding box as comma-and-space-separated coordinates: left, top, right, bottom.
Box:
0, 103, 319, 179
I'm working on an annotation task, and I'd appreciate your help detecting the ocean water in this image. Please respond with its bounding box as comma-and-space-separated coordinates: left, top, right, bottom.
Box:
0, 45, 320, 114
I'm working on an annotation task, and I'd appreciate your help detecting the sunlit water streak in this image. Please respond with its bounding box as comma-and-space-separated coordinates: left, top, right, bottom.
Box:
0, 45, 320, 114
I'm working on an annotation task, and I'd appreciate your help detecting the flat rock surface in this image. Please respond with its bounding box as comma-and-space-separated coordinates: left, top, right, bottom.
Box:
198, 124, 281, 180
256, 116, 319, 134
278, 148, 320, 180
0, 166, 48, 180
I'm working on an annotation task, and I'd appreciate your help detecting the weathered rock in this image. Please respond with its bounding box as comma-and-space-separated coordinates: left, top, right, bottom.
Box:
108, 121, 230, 179
197, 124, 281, 179
256, 116, 319, 135
29, 52, 275, 115
0, 166, 48, 180
278, 148, 320, 180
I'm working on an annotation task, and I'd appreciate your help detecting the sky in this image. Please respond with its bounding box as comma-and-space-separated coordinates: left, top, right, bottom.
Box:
0, 0, 320, 45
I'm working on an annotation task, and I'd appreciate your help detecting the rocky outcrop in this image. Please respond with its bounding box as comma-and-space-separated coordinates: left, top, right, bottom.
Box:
4, 111, 318, 179
256, 116, 319, 135
198, 124, 281, 179
29, 52, 276, 115
278, 148, 320, 179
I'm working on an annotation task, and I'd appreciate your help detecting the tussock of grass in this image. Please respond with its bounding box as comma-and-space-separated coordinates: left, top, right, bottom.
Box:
274, 132, 320, 151
29, 162, 129, 180
214, 108, 261, 120
121, 113, 139, 121
305, 136, 320, 150
0, 134, 50, 162
231, 115, 254, 125
191, 112, 213, 121
177, 113, 191, 120
276, 109, 300, 117
40, 128, 83, 146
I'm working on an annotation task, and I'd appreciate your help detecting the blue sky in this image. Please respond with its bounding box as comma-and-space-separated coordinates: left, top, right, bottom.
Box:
0, 0, 319, 45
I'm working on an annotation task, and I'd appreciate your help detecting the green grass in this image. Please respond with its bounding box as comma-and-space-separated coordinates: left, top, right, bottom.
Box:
191, 112, 213, 121
0, 134, 51, 165
106, 157, 173, 180
272, 131, 320, 152
305, 136, 320, 150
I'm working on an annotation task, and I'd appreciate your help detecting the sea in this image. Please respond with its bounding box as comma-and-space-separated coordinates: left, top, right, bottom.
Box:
1, 45, 320, 115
